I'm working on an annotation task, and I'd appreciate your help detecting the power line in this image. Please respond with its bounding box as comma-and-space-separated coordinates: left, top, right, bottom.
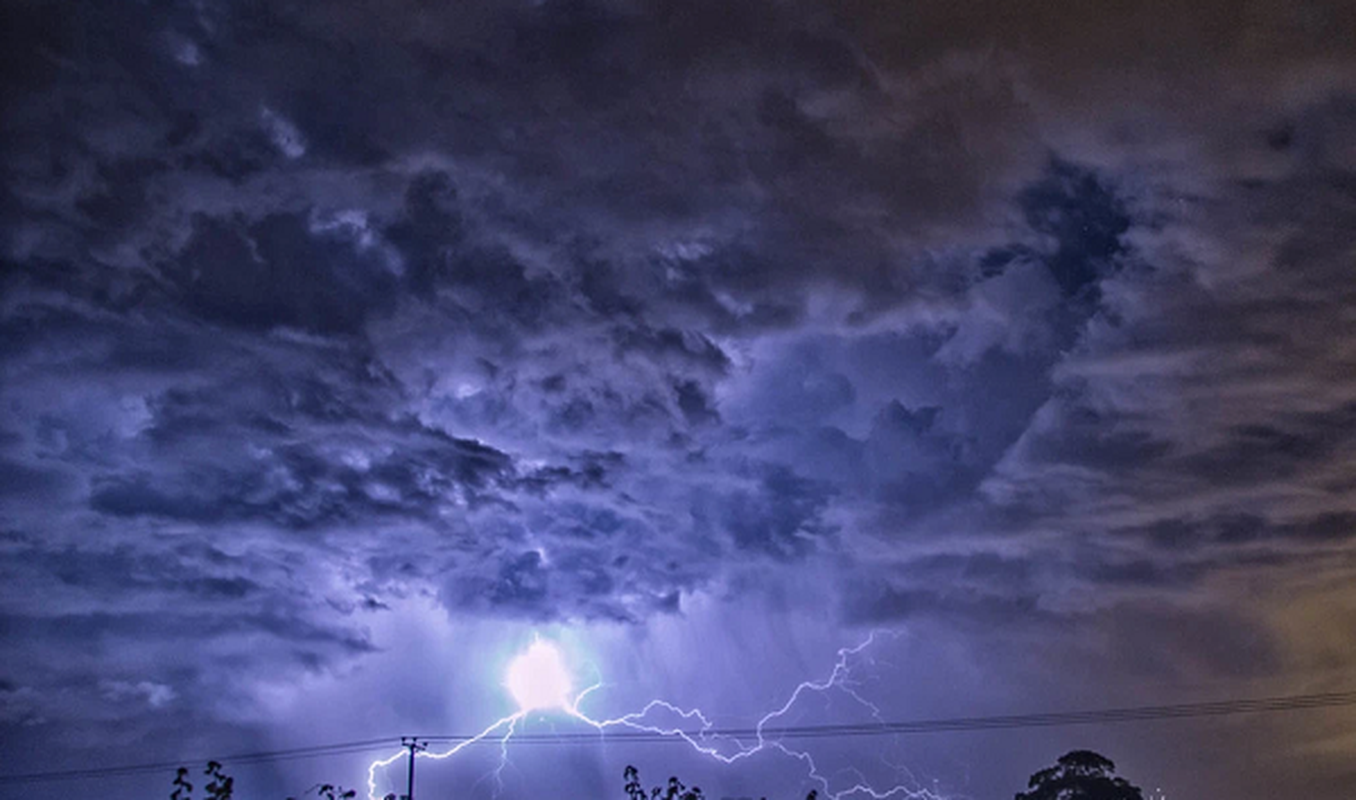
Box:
2, 690, 1353, 785
509, 689, 1356, 743
0, 739, 398, 785
414, 689, 1356, 745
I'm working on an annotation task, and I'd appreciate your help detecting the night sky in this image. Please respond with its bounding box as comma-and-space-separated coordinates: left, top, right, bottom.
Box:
3, 2, 1356, 799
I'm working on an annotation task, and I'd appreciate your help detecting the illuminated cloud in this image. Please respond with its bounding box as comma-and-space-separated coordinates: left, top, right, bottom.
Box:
0, 1, 1354, 799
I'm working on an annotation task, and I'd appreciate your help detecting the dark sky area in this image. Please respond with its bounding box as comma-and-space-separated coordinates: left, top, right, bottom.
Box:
2, 1, 1356, 799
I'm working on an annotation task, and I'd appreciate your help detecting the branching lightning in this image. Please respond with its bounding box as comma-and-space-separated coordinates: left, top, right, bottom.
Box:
367, 633, 948, 800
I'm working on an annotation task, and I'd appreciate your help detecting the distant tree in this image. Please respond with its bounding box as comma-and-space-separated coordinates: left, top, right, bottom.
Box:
171, 762, 397, 800
171, 767, 193, 800
205, 760, 235, 800
284, 780, 400, 800
624, 765, 704, 800
285, 784, 360, 800
170, 762, 233, 800
1015, 751, 1144, 800
624, 764, 818, 800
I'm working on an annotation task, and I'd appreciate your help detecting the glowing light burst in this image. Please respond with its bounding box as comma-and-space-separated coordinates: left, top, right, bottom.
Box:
505, 638, 573, 712
367, 633, 947, 800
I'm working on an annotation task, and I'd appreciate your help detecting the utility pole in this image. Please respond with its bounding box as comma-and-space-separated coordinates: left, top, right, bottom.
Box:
401, 737, 425, 800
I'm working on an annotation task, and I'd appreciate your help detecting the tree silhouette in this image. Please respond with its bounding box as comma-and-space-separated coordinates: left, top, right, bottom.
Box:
285, 784, 361, 800
624, 765, 705, 800
172, 762, 397, 800
169, 762, 233, 800
171, 767, 193, 800
623, 764, 817, 800
1015, 751, 1144, 800
205, 760, 235, 800
288, 783, 397, 800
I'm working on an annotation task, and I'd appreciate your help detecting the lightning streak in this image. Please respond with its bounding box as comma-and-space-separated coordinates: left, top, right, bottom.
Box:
366, 713, 524, 800
367, 632, 947, 800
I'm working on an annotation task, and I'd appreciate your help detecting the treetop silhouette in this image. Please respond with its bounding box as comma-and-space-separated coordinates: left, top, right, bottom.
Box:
1015, 750, 1144, 800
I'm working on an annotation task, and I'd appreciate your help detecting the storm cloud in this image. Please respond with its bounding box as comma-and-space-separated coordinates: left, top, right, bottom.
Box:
2, 1, 1355, 799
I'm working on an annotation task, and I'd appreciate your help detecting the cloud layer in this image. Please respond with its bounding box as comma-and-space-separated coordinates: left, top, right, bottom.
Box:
2, 1, 1355, 798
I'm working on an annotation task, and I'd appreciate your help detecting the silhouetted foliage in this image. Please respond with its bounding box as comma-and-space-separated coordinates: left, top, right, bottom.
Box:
170, 762, 233, 800
171, 767, 193, 800
205, 760, 235, 800
284, 781, 397, 800
1015, 751, 1144, 800
624, 764, 646, 800
624, 765, 704, 800
624, 764, 819, 800
172, 761, 395, 800
285, 784, 360, 800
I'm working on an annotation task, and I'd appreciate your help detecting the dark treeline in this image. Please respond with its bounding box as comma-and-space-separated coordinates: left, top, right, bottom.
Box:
170, 749, 1144, 800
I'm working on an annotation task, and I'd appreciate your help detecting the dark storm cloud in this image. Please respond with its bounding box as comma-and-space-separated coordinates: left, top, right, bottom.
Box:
2, 0, 1356, 796
171, 211, 401, 334
1006, 159, 1131, 299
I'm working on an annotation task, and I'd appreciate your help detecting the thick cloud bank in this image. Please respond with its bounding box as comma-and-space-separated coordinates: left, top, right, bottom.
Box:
2, 2, 1355, 798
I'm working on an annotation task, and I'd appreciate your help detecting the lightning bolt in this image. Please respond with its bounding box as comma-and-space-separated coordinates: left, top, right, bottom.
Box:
367, 632, 948, 800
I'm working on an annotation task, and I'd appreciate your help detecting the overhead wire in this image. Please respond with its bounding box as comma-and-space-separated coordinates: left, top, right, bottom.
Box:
2, 690, 1353, 785
417, 689, 1356, 744
0, 738, 398, 785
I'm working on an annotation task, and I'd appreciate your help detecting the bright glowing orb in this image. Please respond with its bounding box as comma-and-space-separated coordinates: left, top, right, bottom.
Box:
505, 639, 572, 712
